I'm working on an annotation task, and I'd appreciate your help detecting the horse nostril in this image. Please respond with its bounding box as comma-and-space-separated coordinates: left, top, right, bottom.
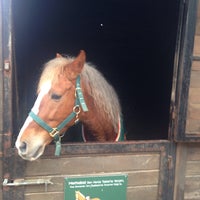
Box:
19, 142, 27, 153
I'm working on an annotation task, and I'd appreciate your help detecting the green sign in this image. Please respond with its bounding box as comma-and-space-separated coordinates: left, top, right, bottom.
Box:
64, 174, 128, 200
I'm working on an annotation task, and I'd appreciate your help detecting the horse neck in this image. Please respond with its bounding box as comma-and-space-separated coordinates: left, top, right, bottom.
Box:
81, 113, 117, 141
80, 92, 117, 141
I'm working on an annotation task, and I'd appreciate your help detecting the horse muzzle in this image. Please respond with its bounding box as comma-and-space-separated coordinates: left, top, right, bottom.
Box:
15, 139, 45, 161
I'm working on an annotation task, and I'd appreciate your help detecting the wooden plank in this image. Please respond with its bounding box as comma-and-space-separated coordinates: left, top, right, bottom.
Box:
188, 88, 200, 103
184, 177, 200, 199
188, 152, 200, 161
25, 192, 63, 200
186, 119, 200, 133
173, 143, 188, 200
127, 170, 159, 186
25, 154, 160, 176
185, 176, 200, 194
184, 191, 200, 199
190, 71, 200, 88
127, 186, 158, 200
187, 87, 200, 133
187, 145, 200, 161
193, 36, 200, 56
187, 103, 200, 120
186, 161, 200, 176
192, 61, 200, 71
185, 144, 200, 175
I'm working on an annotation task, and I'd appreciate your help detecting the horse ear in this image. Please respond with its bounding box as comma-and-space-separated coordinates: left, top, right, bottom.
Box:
66, 50, 86, 80
56, 53, 62, 58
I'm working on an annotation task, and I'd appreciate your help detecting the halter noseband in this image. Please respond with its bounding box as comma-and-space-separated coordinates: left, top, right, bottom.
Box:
29, 75, 88, 156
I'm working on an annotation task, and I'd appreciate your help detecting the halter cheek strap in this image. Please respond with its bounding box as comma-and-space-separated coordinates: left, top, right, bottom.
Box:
29, 110, 78, 156
29, 75, 88, 156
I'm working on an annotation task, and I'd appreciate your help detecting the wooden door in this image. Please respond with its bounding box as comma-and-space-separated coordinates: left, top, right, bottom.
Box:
3, 141, 175, 200
171, 1, 200, 199
173, 0, 200, 141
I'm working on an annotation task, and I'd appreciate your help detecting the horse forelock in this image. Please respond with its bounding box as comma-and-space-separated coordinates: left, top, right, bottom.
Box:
38, 56, 121, 132
37, 57, 73, 93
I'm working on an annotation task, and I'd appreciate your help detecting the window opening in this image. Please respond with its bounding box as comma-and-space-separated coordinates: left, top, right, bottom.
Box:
12, 0, 181, 142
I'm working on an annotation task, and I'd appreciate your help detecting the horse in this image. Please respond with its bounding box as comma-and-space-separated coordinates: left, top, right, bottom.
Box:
15, 50, 124, 161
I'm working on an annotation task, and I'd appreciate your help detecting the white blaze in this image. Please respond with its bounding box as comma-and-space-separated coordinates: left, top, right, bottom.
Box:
15, 81, 51, 147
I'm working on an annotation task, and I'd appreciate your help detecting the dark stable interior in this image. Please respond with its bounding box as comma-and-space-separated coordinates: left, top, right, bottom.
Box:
12, 0, 180, 140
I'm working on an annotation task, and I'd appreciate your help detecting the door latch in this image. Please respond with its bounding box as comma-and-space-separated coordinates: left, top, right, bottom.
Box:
3, 178, 53, 192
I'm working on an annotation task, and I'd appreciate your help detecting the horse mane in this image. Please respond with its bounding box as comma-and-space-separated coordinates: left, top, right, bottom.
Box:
38, 56, 121, 132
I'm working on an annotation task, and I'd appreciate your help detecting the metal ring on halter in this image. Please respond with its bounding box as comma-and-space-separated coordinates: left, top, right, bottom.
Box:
73, 105, 81, 114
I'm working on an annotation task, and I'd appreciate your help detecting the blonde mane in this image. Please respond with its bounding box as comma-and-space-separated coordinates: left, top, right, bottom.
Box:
38, 56, 121, 132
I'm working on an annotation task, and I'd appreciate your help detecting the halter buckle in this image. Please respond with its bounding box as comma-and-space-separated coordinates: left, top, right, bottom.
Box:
73, 105, 81, 114
49, 128, 60, 138
73, 105, 81, 124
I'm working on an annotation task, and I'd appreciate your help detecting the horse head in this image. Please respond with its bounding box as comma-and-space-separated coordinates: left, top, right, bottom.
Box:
16, 50, 124, 161
15, 51, 87, 161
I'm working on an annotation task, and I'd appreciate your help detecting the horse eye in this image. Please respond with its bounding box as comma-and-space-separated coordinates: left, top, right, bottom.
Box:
51, 93, 62, 100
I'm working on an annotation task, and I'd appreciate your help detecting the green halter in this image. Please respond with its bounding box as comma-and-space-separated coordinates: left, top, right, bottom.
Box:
29, 75, 88, 156
29, 75, 125, 157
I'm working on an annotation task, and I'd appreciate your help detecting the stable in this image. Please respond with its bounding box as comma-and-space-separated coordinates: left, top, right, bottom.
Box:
0, 0, 200, 199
